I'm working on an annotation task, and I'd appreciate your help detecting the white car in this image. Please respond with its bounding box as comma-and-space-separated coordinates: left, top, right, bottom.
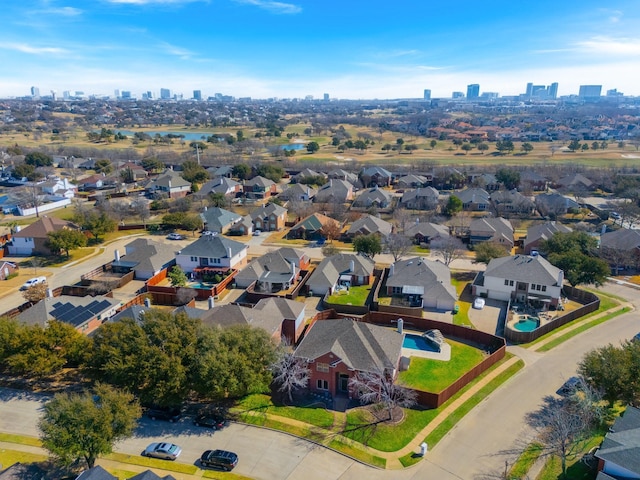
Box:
20, 276, 47, 291
142, 442, 182, 461
473, 297, 485, 309
253, 229, 262, 236
166, 232, 184, 240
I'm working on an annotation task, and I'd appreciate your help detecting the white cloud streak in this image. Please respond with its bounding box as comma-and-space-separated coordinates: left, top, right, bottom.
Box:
574, 36, 640, 56
234, 0, 301, 14
0, 43, 67, 55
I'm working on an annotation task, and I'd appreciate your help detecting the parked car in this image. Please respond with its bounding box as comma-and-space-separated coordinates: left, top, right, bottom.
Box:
253, 229, 262, 236
200, 449, 238, 471
472, 297, 485, 309
201, 230, 218, 236
166, 232, 184, 240
556, 376, 582, 396
142, 442, 182, 461
20, 276, 47, 291
194, 409, 230, 430
144, 406, 182, 422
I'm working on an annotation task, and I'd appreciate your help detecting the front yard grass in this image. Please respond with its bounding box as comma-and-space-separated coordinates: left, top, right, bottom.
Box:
234, 394, 335, 429
397, 339, 485, 391
326, 285, 372, 306
106, 453, 198, 475
0, 449, 47, 468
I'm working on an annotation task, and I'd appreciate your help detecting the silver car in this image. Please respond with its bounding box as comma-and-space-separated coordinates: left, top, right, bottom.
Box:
142, 442, 182, 460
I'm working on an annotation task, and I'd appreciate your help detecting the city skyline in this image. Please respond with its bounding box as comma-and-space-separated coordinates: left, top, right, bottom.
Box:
1, 1, 640, 99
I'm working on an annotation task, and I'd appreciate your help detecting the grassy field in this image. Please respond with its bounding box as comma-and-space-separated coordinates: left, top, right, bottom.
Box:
325, 285, 372, 305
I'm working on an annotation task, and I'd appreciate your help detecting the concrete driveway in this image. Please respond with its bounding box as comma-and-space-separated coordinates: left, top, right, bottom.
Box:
469, 298, 507, 336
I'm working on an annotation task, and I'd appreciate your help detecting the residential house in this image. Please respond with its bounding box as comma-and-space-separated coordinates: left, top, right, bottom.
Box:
279, 183, 317, 202
456, 187, 491, 211
404, 221, 450, 245
39, 176, 77, 198
76, 466, 177, 480
595, 406, 640, 480
313, 179, 354, 204
386, 257, 457, 310
360, 166, 393, 187
600, 228, 640, 270
146, 169, 191, 198
294, 318, 404, 400
201, 297, 306, 343
469, 217, 514, 248
111, 238, 177, 280
352, 186, 393, 209
491, 189, 535, 216
249, 202, 287, 232
519, 171, 548, 191
8, 216, 80, 256
175, 235, 247, 274
234, 247, 309, 290
287, 213, 340, 241
0, 261, 18, 280
400, 187, 440, 210
556, 173, 594, 191
535, 193, 580, 218
291, 168, 327, 184
199, 206, 242, 234
207, 165, 234, 178
524, 221, 572, 254
345, 215, 393, 238
117, 162, 148, 181
78, 173, 111, 191
327, 168, 360, 186
395, 174, 430, 189
433, 167, 466, 190
195, 177, 241, 199
305, 253, 375, 296
472, 254, 564, 308
469, 173, 500, 191
243, 175, 277, 199
17, 295, 120, 335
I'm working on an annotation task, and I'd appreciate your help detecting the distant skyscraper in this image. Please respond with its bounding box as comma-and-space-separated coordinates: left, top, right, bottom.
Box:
452, 91, 465, 99
466, 84, 480, 99
323, 93, 330, 101
193, 90, 202, 101
146, 91, 153, 100
549, 82, 558, 100
160, 88, 171, 100
30, 86, 40, 97
423, 89, 431, 100
121, 91, 131, 99
63, 91, 71, 100
114, 89, 120, 99
525, 83, 533, 97
578, 85, 602, 98
606, 88, 623, 97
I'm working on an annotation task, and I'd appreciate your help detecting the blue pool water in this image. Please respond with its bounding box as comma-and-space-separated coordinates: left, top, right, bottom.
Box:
403, 334, 438, 352
513, 316, 540, 332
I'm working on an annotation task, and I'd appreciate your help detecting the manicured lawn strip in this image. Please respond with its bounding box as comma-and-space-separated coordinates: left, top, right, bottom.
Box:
106, 453, 199, 475
424, 359, 525, 448
536, 433, 605, 480
327, 439, 386, 468
0, 449, 47, 466
584, 288, 627, 303
0, 432, 42, 447
398, 340, 485, 391
537, 307, 630, 352
104, 468, 139, 480
326, 285, 372, 306
450, 278, 473, 327
399, 451, 423, 467
234, 394, 335, 429
202, 469, 255, 479
47, 247, 97, 267
507, 442, 544, 479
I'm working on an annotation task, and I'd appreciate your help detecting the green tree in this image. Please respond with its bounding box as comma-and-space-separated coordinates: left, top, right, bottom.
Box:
495, 168, 520, 190
25, 151, 53, 167
306, 141, 320, 153
444, 195, 463, 216
78, 211, 117, 242
477, 142, 489, 154
521, 142, 534, 154
12, 163, 37, 180
460, 143, 473, 154
474, 241, 509, 264
39, 383, 141, 468
182, 214, 202, 235
579, 343, 638, 406
232, 164, 251, 180
168, 266, 188, 287
256, 164, 284, 183
236, 130, 245, 142
208, 192, 227, 208
94, 159, 113, 174
353, 234, 382, 258
181, 160, 208, 184
119, 166, 135, 184
567, 139, 582, 152
46, 229, 87, 258
141, 157, 165, 173
430, 139, 437, 149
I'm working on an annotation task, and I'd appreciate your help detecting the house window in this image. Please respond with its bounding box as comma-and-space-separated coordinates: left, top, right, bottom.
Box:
504, 279, 509, 286
392, 286, 403, 295
542, 286, 547, 292
190, 256, 198, 262
316, 380, 329, 390
510, 280, 514, 286
316, 363, 329, 373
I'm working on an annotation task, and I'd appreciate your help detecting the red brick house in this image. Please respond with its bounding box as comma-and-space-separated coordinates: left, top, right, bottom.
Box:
294, 318, 404, 401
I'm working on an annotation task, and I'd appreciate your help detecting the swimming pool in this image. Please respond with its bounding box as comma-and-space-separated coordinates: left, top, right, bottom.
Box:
513, 316, 540, 332
403, 334, 438, 352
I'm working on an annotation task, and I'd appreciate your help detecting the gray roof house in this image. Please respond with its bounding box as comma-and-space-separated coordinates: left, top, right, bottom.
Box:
200, 206, 242, 233
195, 177, 241, 198
595, 406, 640, 480
386, 257, 457, 310
456, 187, 491, 211
111, 238, 177, 280
469, 217, 514, 247
234, 247, 308, 289
313, 179, 354, 204
557, 173, 594, 191
346, 214, 393, 238
491, 189, 535, 216
294, 318, 404, 399
176, 235, 248, 273
404, 221, 450, 244
400, 187, 440, 210
327, 168, 360, 186
352, 186, 393, 208
146, 169, 191, 198
360, 166, 393, 187
279, 183, 317, 202
291, 168, 326, 183
76, 466, 118, 480
395, 174, 430, 189
535, 193, 580, 218
524, 221, 572, 254
306, 253, 375, 296
600, 228, 640, 269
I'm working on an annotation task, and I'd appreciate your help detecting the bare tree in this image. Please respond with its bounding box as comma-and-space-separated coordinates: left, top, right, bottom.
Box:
385, 233, 413, 262
599, 246, 632, 274
22, 282, 48, 304
30, 256, 44, 275
431, 237, 466, 266
109, 201, 131, 225
349, 369, 417, 421
270, 343, 310, 403
131, 198, 150, 227
320, 220, 342, 244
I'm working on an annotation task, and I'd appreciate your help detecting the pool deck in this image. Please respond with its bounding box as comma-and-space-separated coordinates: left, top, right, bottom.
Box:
401, 330, 452, 361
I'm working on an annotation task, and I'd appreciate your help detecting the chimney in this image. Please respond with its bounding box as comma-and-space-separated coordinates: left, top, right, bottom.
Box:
208, 296, 215, 309
397, 318, 404, 334
46, 288, 53, 298
15, 225, 21, 233
350, 259, 355, 273
291, 261, 296, 277
114, 249, 120, 262
601, 224, 606, 235
307, 186, 310, 197
144, 298, 151, 308
389, 263, 395, 277
227, 247, 233, 258
557, 270, 564, 286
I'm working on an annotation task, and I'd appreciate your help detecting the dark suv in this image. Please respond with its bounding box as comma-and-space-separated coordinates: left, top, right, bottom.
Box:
200, 449, 238, 471
144, 406, 182, 422
194, 407, 229, 430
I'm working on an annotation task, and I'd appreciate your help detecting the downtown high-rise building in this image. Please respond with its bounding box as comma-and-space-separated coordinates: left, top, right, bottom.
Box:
160, 88, 171, 100
423, 89, 431, 100
466, 84, 480, 99
525, 82, 558, 100
578, 85, 602, 98
30, 86, 40, 97
193, 90, 202, 101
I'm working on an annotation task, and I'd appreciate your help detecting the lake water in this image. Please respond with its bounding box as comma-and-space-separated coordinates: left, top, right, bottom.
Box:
99, 130, 215, 141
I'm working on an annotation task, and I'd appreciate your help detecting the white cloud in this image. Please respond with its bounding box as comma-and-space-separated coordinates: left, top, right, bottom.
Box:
105, 0, 203, 4
159, 42, 194, 59
0, 43, 67, 55
574, 36, 640, 56
234, 0, 301, 14
42, 6, 83, 16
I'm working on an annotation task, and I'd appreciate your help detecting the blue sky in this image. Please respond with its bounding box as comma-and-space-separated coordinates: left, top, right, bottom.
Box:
1, 0, 639, 99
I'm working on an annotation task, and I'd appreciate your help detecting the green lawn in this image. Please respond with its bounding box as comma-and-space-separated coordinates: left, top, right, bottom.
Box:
0, 449, 47, 468
106, 453, 198, 475
234, 394, 335, 429
397, 340, 485, 391
326, 285, 372, 306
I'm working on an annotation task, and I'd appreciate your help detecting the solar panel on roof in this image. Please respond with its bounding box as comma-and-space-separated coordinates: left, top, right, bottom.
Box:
85, 300, 99, 311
